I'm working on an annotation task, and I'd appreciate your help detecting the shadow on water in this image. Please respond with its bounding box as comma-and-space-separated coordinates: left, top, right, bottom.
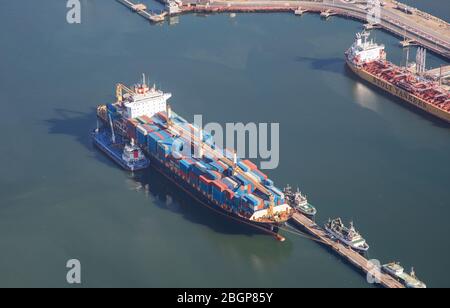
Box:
132, 169, 266, 237
45, 108, 119, 169
295, 56, 347, 75
46, 108, 95, 149
45, 108, 293, 244
130, 170, 293, 263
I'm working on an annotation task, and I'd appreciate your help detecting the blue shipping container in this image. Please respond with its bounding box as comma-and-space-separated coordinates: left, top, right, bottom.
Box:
180, 160, 193, 174
237, 161, 250, 172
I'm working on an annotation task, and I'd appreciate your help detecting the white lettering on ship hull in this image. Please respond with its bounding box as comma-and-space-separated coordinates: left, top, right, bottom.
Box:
368, 74, 428, 110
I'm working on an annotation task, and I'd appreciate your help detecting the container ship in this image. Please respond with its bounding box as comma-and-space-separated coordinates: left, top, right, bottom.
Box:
346, 32, 450, 123
95, 75, 294, 240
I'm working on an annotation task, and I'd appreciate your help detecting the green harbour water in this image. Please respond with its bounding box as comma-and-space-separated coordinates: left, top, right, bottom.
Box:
0, 0, 449, 287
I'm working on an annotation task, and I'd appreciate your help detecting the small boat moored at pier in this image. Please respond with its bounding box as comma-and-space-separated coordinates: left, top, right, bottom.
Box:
324, 218, 369, 253
283, 185, 317, 217
382, 262, 427, 289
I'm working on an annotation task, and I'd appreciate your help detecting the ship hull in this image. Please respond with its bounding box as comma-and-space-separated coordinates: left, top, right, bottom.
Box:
295, 203, 317, 217
146, 154, 285, 239
346, 59, 450, 124
95, 116, 287, 240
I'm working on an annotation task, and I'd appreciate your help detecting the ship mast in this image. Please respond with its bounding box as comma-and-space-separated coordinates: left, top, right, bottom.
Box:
108, 112, 116, 144
405, 47, 410, 68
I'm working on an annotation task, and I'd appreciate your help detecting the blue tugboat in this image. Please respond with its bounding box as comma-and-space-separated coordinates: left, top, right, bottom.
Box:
93, 122, 150, 172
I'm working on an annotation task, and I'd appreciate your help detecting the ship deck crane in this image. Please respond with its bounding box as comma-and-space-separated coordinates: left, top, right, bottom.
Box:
116, 83, 135, 103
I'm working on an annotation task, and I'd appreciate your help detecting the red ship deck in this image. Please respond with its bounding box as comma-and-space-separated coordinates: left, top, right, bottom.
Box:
361, 61, 450, 113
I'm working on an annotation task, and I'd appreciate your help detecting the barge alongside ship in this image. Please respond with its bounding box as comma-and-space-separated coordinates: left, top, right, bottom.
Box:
92, 128, 150, 171
346, 31, 450, 123
95, 75, 293, 239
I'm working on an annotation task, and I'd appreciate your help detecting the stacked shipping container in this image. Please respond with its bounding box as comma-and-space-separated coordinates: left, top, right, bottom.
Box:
122, 111, 285, 215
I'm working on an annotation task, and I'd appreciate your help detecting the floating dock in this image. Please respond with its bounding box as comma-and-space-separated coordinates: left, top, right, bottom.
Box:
290, 213, 405, 289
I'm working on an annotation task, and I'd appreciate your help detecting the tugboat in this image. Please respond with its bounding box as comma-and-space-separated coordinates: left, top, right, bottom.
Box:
324, 218, 369, 253
92, 116, 150, 172
283, 185, 317, 217
382, 262, 427, 289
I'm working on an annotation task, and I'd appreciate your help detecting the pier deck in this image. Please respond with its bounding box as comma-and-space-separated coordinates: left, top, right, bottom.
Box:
426, 65, 450, 78
114, 0, 450, 59
290, 213, 405, 289
117, 0, 167, 22
177, 0, 450, 59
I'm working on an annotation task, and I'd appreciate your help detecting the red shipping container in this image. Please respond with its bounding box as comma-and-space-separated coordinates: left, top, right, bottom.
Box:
143, 123, 157, 131
199, 175, 211, 185
224, 189, 235, 200
242, 160, 258, 171
153, 131, 165, 140
157, 112, 168, 121
253, 195, 263, 207
140, 115, 154, 124
247, 185, 252, 194
210, 171, 222, 179
212, 180, 227, 192
253, 169, 268, 180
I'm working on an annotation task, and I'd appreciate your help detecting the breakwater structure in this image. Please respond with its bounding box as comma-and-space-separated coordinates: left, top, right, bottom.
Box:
289, 213, 405, 288
117, 0, 168, 22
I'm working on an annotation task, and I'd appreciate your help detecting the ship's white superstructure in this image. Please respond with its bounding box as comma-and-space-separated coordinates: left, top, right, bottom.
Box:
325, 218, 369, 253
166, 0, 182, 15
382, 263, 427, 289
123, 75, 172, 119
122, 139, 147, 164
283, 185, 317, 216
346, 31, 385, 65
